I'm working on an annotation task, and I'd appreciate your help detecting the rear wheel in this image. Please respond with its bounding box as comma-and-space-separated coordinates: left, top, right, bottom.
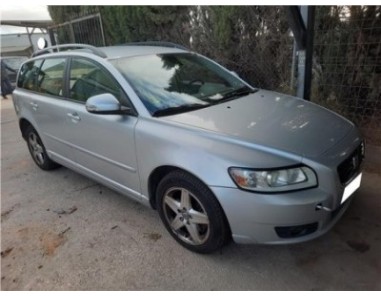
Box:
25, 126, 60, 170
156, 170, 229, 253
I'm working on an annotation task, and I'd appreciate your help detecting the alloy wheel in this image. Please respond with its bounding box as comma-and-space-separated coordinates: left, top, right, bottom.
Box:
28, 132, 45, 166
163, 187, 210, 245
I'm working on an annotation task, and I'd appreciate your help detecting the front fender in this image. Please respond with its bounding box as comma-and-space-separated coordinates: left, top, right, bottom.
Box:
135, 117, 302, 198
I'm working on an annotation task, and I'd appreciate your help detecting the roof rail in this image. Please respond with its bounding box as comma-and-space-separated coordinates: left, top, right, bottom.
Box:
124, 41, 188, 51
32, 44, 107, 58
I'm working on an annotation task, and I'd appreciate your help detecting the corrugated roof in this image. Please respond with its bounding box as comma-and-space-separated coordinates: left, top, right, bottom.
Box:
0, 20, 53, 28
1, 45, 32, 53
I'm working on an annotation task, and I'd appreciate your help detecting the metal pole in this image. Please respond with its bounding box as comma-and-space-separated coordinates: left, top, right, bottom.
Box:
303, 6, 315, 100
296, 49, 306, 98
290, 40, 297, 91
69, 22, 75, 43
296, 6, 307, 98
48, 28, 57, 46
98, 13, 106, 46
26, 27, 33, 49
295, 6, 315, 100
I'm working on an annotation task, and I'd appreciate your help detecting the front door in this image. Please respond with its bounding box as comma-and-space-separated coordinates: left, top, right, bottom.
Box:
64, 57, 141, 199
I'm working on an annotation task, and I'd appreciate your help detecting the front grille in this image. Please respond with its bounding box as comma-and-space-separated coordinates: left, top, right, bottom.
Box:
337, 142, 364, 184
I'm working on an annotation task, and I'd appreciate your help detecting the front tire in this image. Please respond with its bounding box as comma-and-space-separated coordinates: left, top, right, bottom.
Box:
25, 126, 60, 170
156, 170, 230, 253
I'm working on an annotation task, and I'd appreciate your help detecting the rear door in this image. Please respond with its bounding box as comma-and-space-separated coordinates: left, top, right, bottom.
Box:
16, 57, 76, 163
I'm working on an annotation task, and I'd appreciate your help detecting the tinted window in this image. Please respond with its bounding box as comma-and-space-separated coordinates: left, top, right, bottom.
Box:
69, 58, 121, 102
38, 58, 66, 96
17, 59, 43, 91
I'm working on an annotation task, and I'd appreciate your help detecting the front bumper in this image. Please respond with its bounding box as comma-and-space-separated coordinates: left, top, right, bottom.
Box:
211, 176, 357, 244
210, 123, 363, 244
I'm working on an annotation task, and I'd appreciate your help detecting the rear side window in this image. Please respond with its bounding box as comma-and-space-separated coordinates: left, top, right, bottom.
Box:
17, 59, 43, 91
38, 58, 66, 97
69, 58, 121, 102
17, 58, 66, 97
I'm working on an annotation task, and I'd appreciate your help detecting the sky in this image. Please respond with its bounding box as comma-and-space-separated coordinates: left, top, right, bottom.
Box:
1, 1, 379, 35
0, 4, 51, 34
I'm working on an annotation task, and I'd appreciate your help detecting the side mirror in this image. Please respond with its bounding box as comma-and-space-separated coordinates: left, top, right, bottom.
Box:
86, 93, 131, 115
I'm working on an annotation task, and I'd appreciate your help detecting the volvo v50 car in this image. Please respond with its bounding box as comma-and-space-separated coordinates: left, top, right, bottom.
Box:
12, 43, 364, 253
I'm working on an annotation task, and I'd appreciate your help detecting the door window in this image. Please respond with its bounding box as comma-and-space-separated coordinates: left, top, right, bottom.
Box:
69, 58, 121, 103
17, 59, 43, 91
38, 58, 66, 97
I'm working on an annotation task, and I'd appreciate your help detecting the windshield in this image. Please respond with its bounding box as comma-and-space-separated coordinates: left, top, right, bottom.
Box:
112, 53, 254, 116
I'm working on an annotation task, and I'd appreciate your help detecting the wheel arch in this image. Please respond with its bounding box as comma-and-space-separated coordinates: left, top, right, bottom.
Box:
149, 166, 228, 211
19, 118, 34, 140
148, 165, 219, 210
148, 165, 185, 209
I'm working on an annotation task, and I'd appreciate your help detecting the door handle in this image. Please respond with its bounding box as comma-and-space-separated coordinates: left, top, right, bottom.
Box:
30, 102, 38, 111
67, 112, 81, 123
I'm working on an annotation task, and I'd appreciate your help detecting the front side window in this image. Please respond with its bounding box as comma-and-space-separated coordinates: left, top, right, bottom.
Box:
112, 53, 253, 116
69, 58, 121, 103
37, 58, 66, 96
17, 59, 43, 91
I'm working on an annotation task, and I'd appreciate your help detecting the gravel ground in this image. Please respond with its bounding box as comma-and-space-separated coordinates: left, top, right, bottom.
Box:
1, 97, 380, 290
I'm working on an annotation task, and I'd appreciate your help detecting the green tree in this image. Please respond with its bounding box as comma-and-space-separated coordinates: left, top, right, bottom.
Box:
48, 5, 293, 92
190, 6, 293, 92
97, 6, 191, 46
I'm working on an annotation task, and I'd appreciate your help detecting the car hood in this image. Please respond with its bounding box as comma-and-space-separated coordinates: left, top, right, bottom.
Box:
165, 90, 354, 158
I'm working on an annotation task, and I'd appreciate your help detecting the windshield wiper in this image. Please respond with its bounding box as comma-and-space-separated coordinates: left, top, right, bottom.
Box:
152, 103, 209, 117
218, 86, 257, 102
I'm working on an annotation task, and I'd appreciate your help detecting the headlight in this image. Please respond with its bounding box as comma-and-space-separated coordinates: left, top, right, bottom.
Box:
228, 166, 317, 193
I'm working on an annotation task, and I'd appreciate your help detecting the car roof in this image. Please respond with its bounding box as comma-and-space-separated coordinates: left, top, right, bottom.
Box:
99, 45, 188, 60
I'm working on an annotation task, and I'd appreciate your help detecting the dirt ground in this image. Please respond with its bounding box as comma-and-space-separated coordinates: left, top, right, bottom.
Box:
1, 97, 380, 290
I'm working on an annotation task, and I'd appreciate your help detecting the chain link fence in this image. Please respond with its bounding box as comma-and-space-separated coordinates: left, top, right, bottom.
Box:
188, 6, 295, 96
312, 6, 381, 145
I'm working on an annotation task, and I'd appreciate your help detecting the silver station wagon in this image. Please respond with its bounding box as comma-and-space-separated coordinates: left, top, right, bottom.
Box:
12, 43, 364, 253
